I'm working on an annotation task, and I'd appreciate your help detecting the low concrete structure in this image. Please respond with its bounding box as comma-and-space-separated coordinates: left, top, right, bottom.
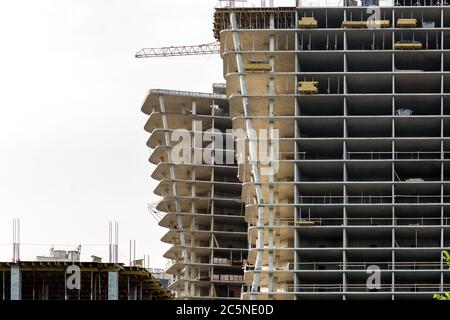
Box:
0, 261, 173, 300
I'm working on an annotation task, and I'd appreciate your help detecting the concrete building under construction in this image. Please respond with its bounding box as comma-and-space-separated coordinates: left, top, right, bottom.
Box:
141, 86, 247, 299
0, 260, 173, 300
212, 1, 450, 300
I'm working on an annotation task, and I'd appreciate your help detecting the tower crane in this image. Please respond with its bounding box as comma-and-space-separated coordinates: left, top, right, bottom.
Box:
134, 0, 281, 58
135, 42, 220, 58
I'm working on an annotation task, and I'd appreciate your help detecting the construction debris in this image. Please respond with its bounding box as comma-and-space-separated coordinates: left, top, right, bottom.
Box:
397, 18, 417, 28
244, 60, 272, 72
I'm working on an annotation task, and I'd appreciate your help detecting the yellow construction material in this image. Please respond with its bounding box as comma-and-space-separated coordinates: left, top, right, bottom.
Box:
342, 21, 367, 28
395, 41, 422, 50
370, 20, 390, 28
295, 220, 316, 226
298, 81, 319, 94
298, 17, 318, 29
342, 20, 389, 29
244, 60, 272, 72
397, 18, 417, 28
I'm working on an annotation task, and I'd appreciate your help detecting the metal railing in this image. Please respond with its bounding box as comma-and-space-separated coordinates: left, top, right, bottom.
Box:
298, 195, 450, 204
241, 283, 450, 294
299, 0, 396, 7
244, 260, 446, 271
244, 194, 450, 205
238, 151, 450, 162
347, 151, 449, 160
247, 217, 450, 226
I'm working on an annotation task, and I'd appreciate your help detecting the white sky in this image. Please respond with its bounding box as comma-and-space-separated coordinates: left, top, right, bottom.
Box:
0, 0, 338, 268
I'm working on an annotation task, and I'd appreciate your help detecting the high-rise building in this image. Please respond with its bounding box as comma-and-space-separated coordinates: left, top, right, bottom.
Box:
141, 86, 247, 299
213, 2, 450, 300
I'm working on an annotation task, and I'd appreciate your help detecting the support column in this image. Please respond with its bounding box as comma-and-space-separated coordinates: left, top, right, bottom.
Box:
293, 8, 299, 300
108, 271, 119, 300
10, 265, 21, 301
191, 99, 198, 298
267, 20, 276, 296
230, 11, 266, 300
2, 271, 5, 300
343, 25, 348, 300
441, 43, 445, 293
159, 95, 190, 298
127, 276, 130, 300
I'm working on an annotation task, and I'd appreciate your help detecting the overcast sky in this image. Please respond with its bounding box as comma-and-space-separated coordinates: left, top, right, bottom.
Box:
0, 0, 338, 268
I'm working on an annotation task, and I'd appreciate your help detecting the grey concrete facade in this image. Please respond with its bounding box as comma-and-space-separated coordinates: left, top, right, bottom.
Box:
215, 3, 450, 300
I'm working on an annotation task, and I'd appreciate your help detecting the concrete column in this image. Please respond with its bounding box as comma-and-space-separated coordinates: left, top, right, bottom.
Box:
10, 265, 21, 300
108, 271, 119, 300
2, 271, 5, 300
293, 9, 299, 300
